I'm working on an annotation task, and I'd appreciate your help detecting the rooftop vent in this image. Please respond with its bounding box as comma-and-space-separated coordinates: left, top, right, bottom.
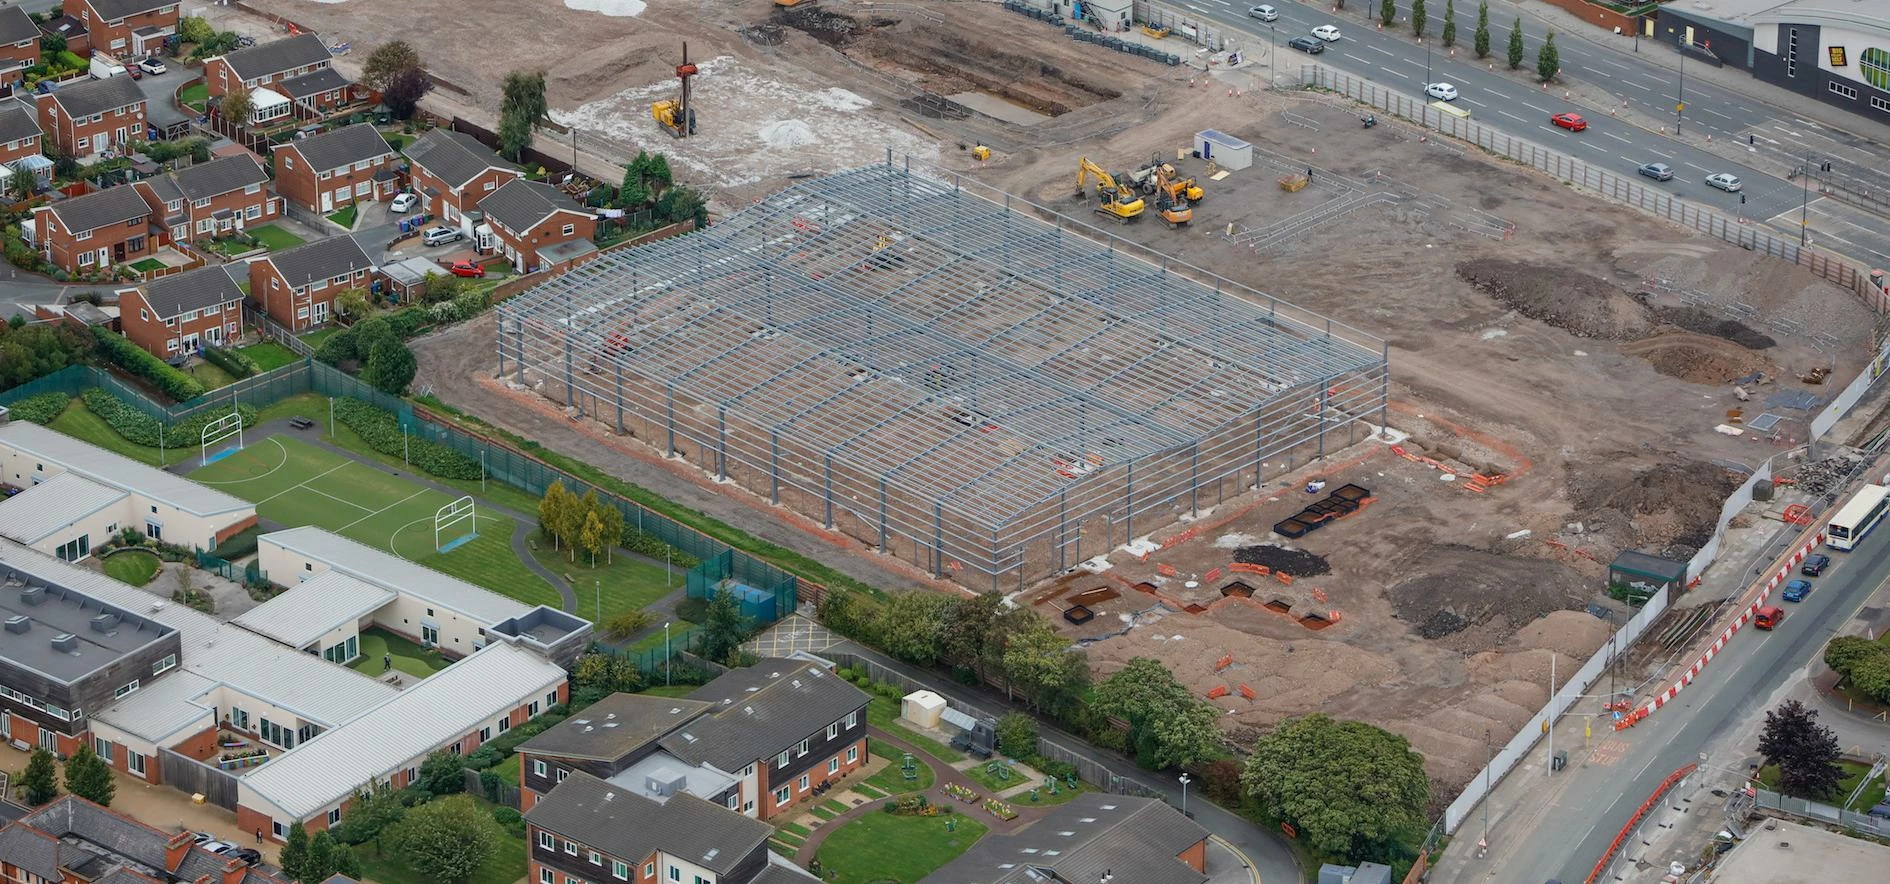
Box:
602, 723, 618, 728
89, 613, 120, 633
644, 772, 686, 797
744, 706, 755, 716
605, 713, 618, 720
668, 707, 682, 715
50, 633, 76, 652
768, 671, 780, 679
20, 585, 43, 605
680, 732, 697, 744
4, 615, 29, 633
702, 849, 719, 863
791, 679, 803, 689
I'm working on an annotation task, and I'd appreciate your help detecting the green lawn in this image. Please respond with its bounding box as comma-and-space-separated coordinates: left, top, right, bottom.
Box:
327, 204, 359, 229
190, 435, 560, 609
101, 550, 161, 586
48, 398, 172, 466
236, 342, 301, 372
180, 82, 207, 112
965, 760, 1024, 793
348, 627, 452, 680
1016, 777, 1095, 808
188, 361, 237, 390
814, 811, 987, 884
531, 532, 677, 623
299, 328, 339, 351
863, 738, 934, 794
129, 258, 167, 273
200, 238, 259, 258
868, 695, 965, 763
248, 224, 305, 251
1757, 760, 1887, 810
357, 800, 524, 884
492, 753, 520, 786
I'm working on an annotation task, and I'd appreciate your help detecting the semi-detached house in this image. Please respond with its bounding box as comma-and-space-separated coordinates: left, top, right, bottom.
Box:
0, 99, 43, 167
248, 234, 377, 332
404, 128, 519, 229
479, 178, 597, 274
32, 184, 154, 276
117, 263, 246, 358
36, 74, 146, 159
0, 7, 41, 91
134, 153, 279, 244
205, 34, 354, 125
73, 0, 177, 60
270, 123, 398, 214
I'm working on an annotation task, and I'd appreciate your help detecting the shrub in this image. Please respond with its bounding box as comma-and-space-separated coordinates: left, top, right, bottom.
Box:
621, 526, 696, 568
331, 398, 482, 479
79, 388, 258, 449
7, 392, 70, 424
210, 527, 260, 560
91, 328, 205, 401
996, 712, 1038, 760
201, 346, 258, 379
603, 610, 654, 640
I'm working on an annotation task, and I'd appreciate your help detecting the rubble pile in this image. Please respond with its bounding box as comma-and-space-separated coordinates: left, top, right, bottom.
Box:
1793, 455, 1859, 497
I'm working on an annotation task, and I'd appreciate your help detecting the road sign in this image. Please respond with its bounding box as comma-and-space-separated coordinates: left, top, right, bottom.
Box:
1676, 102, 1686, 113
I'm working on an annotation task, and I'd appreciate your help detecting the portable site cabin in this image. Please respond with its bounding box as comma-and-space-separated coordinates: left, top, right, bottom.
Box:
1194, 129, 1251, 171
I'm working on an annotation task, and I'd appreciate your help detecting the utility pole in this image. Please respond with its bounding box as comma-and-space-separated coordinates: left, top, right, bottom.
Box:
1481, 728, 1492, 853
1546, 653, 1556, 777
1269, 24, 1278, 90
1801, 154, 1816, 247
1675, 45, 1687, 135
1425, 38, 1433, 88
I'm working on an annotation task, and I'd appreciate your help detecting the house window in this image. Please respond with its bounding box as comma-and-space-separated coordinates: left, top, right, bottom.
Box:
563, 840, 577, 856
1875, 95, 1890, 113
354, 181, 371, 197
776, 750, 791, 768
555, 769, 567, 783
827, 723, 838, 740
328, 808, 342, 826
73, 230, 92, 241
540, 870, 554, 884
669, 870, 680, 883
197, 219, 214, 234
479, 726, 491, 742
272, 821, 285, 838
127, 752, 145, 775
78, 251, 95, 267
797, 774, 809, 791
498, 717, 509, 733
588, 851, 601, 866
562, 223, 575, 236
1787, 28, 1798, 77
246, 204, 262, 220
612, 860, 628, 880
1829, 81, 1858, 100
140, 309, 149, 320
192, 197, 211, 209
94, 737, 113, 761
797, 739, 810, 757
533, 759, 547, 777
828, 757, 839, 774
538, 832, 553, 850
774, 785, 790, 805
151, 654, 176, 676
546, 690, 559, 708
529, 701, 541, 716
847, 746, 858, 764
643, 864, 654, 878
284, 155, 294, 169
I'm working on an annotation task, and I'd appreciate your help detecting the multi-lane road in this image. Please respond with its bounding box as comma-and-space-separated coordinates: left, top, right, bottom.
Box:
1180, 0, 1890, 269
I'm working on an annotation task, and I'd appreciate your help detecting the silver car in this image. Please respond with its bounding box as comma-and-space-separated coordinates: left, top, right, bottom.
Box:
1248, 4, 1279, 20
1705, 172, 1742, 192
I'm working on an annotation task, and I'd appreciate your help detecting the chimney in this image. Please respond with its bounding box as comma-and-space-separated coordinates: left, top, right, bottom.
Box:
164, 830, 192, 872
220, 855, 246, 884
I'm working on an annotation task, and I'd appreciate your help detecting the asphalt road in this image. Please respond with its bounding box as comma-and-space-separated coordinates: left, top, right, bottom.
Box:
1190, 1, 1890, 269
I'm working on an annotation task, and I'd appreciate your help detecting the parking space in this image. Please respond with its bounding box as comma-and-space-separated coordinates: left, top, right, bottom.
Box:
125, 68, 192, 136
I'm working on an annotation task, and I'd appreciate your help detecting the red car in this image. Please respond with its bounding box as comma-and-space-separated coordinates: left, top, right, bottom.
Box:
1550, 112, 1587, 132
447, 259, 485, 278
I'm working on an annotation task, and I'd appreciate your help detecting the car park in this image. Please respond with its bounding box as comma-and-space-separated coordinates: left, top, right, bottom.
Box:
1425, 82, 1459, 101
1248, 4, 1278, 20
1312, 24, 1342, 41
1802, 553, 1831, 576
1638, 162, 1675, 182
137, 57, 166, 76
1288, 36, 1324, 54
448, 259, 486, 278
422, 226, 463, 247
1705, 172, 1743, 192
390, 192, 418, 213
1550, 112, 1587, 131
1781, 579, 1812, 602
1754, 605, 1786, 630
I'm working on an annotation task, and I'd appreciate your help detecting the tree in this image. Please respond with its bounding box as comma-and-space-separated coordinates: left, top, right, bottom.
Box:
1825, 635, 1880, 678
384, 795, 500, 884
221, 83, 253, 128
21, 748, 58, 805
278, 822, 312, 884
1474, 1, 1490, 59
305, 831, 344, 883
940, 592, 1004, 680
1000, 617, 1086, 714
1411, 0, 1426, 38
417, 749, 468, 796
63, 744, 114, 806
655, 184, 708, 229
696, 587, 754, 664
1757, 699, 1843, 799
498, 70, 548, 161
594, 499, 624, 564
383, 68, 432, 122
179, 15, 217, 46
996, 712, 1039, 759
1094, 657, 1223, 769
361, 337, 416, 395
1537, 31, 1559, 82
1507, 17, 1525, 70
361, 40, 422, 92
538, 480, 573, 551
874, 590, 954, 666
1442, 0, 1456, 47
336, 287, 373, 318
1850, 651, 1890, 704
43, 32, 66, 55
579, 509, 607, 568
335, 784, 407, 848
1244, 715, 1428, 860
1380, 0, 1396, 27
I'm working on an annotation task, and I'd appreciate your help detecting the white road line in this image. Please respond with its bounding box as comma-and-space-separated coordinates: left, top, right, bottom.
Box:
1498, 110, 1527, 123
1369, 45, 1395, 57
258, 462, 355, 506
1579, 65, 1611, 76
1620, 78, 1654, 91
1380, 66, 1405, 79
1520, 102, 1550, 114
1618, 154, 1638, 164
1342, 53, 1371, 62
1462, 96, 1487, 108
1697, 106, 1732, 121
1683, 162, 1712, 174
1606, 132, 1632, 144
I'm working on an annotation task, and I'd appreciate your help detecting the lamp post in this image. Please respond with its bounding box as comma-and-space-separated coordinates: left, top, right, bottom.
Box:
1801, 155, 1814, 247
664, 621, 672, 686
1269, 24, 1278, 90
1675, 44, 1687, 135
1482, 728, 1492, 848
1424, 38, 1433, 90
1178, 772, 1191, 817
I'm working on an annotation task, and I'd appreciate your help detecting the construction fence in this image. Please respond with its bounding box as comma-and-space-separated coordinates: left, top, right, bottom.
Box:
1755, 788, 1890, 837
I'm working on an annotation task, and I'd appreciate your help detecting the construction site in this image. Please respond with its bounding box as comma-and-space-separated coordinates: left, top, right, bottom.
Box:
267, 0, 1890, 793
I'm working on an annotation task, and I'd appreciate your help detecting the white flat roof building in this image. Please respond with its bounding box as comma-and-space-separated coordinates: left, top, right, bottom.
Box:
0, 419, 251, 519
233, 571, 396, 651
259, 526, 532, 625
0, 472, 127, 545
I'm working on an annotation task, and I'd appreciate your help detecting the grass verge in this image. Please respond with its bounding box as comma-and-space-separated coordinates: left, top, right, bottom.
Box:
327, 204, 359, 229
102, 550, 161, 586
814, 811, 987, 884
237, 343, 301, 372
868, 696, 964, 763
863, 739, 934, 794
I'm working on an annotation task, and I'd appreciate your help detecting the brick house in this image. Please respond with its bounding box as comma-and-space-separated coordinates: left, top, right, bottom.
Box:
73, 0, 178, 60
519, 659, 870, 819
37, 15, 90, 59
0, 7, 40, 92
0, 796, 288, 884
270, 123, 399, 213
249, 235, 377, 332
404, 128, 519, 229
32, 185, 154, 276
0, 99, 42, 166
35, 74, 146, 159
134, 154, 278, 244
205, 34, 356, 121
479, 178, 597, 274
118, 264, 244, 358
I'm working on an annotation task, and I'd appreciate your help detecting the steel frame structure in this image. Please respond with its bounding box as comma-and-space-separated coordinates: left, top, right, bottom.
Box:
498, 160, 1388, 589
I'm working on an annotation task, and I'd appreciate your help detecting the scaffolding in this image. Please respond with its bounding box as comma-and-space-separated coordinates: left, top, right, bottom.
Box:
497, 160, 1389, 590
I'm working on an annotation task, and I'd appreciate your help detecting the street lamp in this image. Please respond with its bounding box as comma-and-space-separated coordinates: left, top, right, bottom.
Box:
1675, 43, 1687, 135
1178, 772, 1191, 817
1269, 24, 1278, 90
1801, 154, 1816, 247
664, 621, 672, 686
1482, 728, 1492, 847
1424, 38, 1433, 89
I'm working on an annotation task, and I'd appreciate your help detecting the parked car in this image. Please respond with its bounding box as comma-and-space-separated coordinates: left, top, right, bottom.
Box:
125, 64, 143, 80
209, 844, 262, 865
1248, 4, 1279, 20
137, 57, 167, 76
1312, 24, 1342, 41
1781, 579, 1812, 602
1550, 112, 1587, 132
1425, 82, 1459, 101
1869, 801, 1890, 819
1705, 172, 1743, 192
1801, 553, 1831, 576
422, 226, 463, 247
447, 258, 485, 278
1638, 162, 1675, 182
1754, 605, 1786, 630
197, 839, 236, 856
1288, 36, 1325, 54
389, 192, 418, 213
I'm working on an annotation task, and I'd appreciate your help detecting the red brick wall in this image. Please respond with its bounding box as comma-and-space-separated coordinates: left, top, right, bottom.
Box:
1534, 0, 1639, 34
273, 145, 396, 213
41, 205, 153, 276
79, 2, 178, 58
507, 211, 596, 273
39, 94, 146, 157
0, 131, 39, 166
118, 287, 238, 358
178, 186, 278, 242
213, 514, 257, 546
1177, 838, 1207, 873
0, 36, 38, 88
4, 716, 81, 758
760, 735, 868, 820
250, 258, 373, 331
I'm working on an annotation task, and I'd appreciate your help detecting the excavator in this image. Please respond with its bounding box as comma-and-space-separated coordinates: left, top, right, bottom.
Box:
1129, 156, 1205, 205
1150, 189, 1191, 229
1076, 156, 1144, 222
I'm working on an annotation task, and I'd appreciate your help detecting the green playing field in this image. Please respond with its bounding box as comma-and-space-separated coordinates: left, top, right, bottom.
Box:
190, 436, 560, 608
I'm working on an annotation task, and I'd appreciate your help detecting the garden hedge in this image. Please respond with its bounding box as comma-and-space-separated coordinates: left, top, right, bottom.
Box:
92, 328, 205, 401
332, 398, 482, 480
80, 388, 258, 449
202, 346, 258, 379
7, 392, 70, 424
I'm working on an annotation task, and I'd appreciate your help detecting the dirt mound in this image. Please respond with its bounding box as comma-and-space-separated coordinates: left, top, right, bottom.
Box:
1511, 610, 1613, 658
1650, 306, 1776, 350
849, 18, 1123, 116
777, 8, 887, 47
1570, 459, 1741, 548
1456, 258, 1652, 340
1620, 332, 1779, 385
1388, 546, 1593, 640
1232, 544, 1332, 576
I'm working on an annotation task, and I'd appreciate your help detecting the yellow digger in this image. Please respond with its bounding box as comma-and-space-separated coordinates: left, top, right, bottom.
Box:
1151, 189, 1191, 229
1129, 156, 1205, 204
1076, 156, 1144, 222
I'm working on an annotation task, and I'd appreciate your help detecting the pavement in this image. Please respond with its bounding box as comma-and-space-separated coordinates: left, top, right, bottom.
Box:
1178, 0, 1890, 270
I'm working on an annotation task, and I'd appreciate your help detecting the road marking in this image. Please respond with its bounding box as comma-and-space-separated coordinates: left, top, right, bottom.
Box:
1380, 66, 1407, 79
1620, 77, 1654, 91
1498, 110, 1527, 123
1370, 45, 1395, 57
1773, 125, 1800, 136
1579, 65, 1612, 77
1606, 132, 1632, 144
1697, 106, 1732, 121
1589, 738, 1629, 766
1618, 154, 1638, 164
1684, 162, 1712, 174
1462, 96, 1487, 108
1520, 101, 1551, 114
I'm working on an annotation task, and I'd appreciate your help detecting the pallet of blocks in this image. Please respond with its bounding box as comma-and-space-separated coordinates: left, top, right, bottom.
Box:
1279, 174, 1309, 192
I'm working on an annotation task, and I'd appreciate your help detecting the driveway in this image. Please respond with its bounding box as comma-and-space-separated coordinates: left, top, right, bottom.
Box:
128, 68, 192, 136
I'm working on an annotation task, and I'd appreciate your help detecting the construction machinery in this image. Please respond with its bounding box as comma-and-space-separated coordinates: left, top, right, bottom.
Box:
1076, 156, 1144, 222
1151, 189, 1191, 228
650, 43, 698, 137
1129, 156, 1205, 204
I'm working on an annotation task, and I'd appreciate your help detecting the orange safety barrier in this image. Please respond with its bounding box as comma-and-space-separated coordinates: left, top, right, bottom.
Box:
1206, 685, 1229, 700
1584, 764, 1696, 884
1161, 527, 1202, 550
1214, 655, 1233, 672
1203, 567, 1223, 583
1238, 683, 1256, 700
1157, 564, 1178, 577
1275, 572, 1295, 586
1231, 562, 1271, 575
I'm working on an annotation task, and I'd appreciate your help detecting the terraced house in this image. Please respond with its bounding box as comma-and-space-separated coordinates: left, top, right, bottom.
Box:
248, 235, 377, 331
134, 154, 278, 244
0, 7, 41, 91
205, 34, 354, 123
35, 74, 146, 159
117, 264, 245, 358
73, 0, 177, 60
270, 123, 399, 213
405, 128, 519, 229
31, 185, 154, 276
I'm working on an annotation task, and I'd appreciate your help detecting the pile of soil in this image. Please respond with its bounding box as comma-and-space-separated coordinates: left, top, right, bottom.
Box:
1232, 544, 1332, 577
1619, 333, 1779, 385
1456, 258, 1653, 340
1570, 459, 1741, 548
1388, 546, 1592, 641
1650, 306, 1777, 350
777, 8, 887, 47
850, 18, 1123, 116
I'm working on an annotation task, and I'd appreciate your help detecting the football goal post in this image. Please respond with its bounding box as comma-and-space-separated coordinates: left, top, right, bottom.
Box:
200, 411, 244, 465
435, 495, 478, 553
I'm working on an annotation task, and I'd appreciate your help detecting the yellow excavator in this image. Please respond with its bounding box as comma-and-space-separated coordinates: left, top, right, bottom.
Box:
1130, 157, 1205, 205
1076, 156, 1144, 222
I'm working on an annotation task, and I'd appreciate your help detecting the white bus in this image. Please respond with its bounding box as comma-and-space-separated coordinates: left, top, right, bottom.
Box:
1827, 483, 1890, 551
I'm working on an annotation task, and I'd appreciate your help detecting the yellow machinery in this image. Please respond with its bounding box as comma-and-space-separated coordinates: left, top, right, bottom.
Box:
971, 144, 991, 162
1140, 24, 1170, 39
650, 43, 698, 137
1152, 190, 1191, 229
1130, 157, 1204, 204
1076, 156, 1145, 222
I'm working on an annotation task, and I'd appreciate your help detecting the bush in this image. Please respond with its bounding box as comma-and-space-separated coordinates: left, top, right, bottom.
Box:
79, 388, 258, 449
331, 398, 483, 480
92, 328, 206, 401
996, 712, 1038, 760
210, 527, 260, 560
620, 526, 696, 568
7, 392, 70, 424
603, 610, 654, 640
201, 346, 258, 379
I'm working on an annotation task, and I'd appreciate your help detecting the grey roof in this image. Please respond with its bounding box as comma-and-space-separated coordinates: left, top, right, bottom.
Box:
169, 154, 268, 202
0, 420, 251, 517
0, 565, 177, 686
750, 861, 822, 884
0, 471, 126, 543
21, 796, 288, 884
259, 527, 531, 625
279, 123, 392, 174
47, 75, 145, 120
86, 0, 182, 21
524, 771, 771, 876
924, 794, 1209, 884
279, 67, 351, 100
0, 8, 38, 48
0, 101, 38, 145
480, 178, 587, 233
138, 173, 183, 211
48, 184, 148, 235
231, 570, 394, 650
539, 238, 598, 265
137, 264, 245, 319
661, 660, 869, 770
520, 692, 713, 762
0, 821, 63, 881
262, 234, 376, 288
217, 34, 331, 82
407, 129, 515, 191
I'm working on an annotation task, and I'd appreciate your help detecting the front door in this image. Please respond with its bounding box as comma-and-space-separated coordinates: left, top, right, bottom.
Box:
321, 190, 333, 212
311, 300, 329, 325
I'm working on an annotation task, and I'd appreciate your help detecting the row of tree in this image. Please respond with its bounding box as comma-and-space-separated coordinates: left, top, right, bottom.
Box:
1375, 1, 1559, 82
19, 745, 114, 807
537, 480, 628, 566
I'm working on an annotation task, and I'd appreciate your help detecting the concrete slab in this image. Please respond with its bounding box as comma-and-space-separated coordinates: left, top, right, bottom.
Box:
1714, 819, 1890, 883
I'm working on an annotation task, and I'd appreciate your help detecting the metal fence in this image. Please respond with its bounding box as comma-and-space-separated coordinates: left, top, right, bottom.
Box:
246, 305, 316, 357
0, 360, 316, 424
686, 549, 800, 623
157, 748, 239, 810
1755, 788, 1890, 836
1811, 335, 1890, 440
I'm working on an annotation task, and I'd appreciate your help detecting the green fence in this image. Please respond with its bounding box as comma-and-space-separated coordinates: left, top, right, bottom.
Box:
687, 549, 799, 623
0, 360, 316, 425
